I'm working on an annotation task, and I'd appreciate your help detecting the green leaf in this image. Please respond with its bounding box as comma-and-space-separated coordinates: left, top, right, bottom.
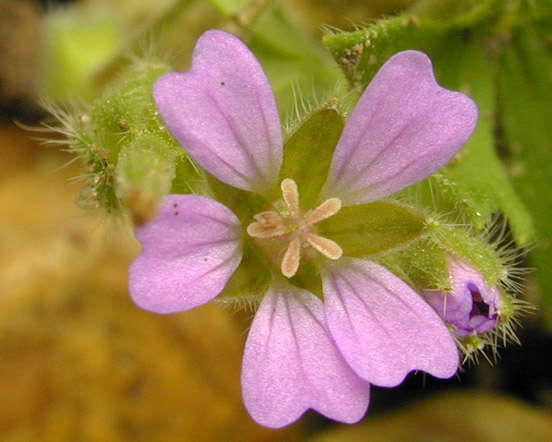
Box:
280, 108, 344, 208
249, 4, 345, 115
409, 0, 502, 26
322, 0, 502, 88
208, 0, 249, 16
318, 201, 427, 258
41, 8, 122, 100
498, 26, 552, 325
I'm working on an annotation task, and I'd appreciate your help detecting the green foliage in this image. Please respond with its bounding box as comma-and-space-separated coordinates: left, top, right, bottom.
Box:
41, 8, 122, 100
319, 202, 427, 258
322, 0, 502, 88
499, 25, 552, 325
208, 0, 249, 16
249, 3, 345, 116
280, 107, 344, 209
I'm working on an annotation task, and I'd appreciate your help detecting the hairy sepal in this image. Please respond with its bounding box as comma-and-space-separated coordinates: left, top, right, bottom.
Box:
318, 201, 427, 258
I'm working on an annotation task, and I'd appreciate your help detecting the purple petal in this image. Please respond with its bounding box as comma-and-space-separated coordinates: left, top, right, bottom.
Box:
241, 282, 370, 428
153, 30, 282, 195
129, 194, 242, 314
322, 50, 478, 205
321, 258, 459, 387
424, 259, 501, 338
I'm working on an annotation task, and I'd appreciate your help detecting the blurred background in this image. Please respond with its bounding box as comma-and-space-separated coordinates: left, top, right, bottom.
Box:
1, 0, 551, 440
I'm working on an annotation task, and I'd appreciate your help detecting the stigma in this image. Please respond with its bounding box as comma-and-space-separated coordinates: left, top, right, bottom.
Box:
247, 178, 343, 278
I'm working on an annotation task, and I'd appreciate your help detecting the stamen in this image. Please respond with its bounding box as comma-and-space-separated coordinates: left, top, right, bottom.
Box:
306, 233, 343, 260
254, 211, 282, 226
247, 222, 287, 238
281, 237, 301, 278
305, 198, 342, 225
248, 178, 344, 278
281, 178, 300, 217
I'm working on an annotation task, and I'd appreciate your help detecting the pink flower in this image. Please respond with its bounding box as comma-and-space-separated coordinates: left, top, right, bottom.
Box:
424, 259, 501, 338
129, 30, 478, 427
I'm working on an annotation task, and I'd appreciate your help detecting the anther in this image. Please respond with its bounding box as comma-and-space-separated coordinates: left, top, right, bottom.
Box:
281, 178, 300, 217
305, 233, 343, 260
281, 237, 301, 278
305, 198, 341, 225
246, 219, 287, 238
254, 211, 282, 226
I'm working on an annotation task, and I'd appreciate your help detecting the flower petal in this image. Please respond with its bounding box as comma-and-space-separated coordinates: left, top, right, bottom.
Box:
322, 50, 478, 205
321, 258, 459, 387
154, 30, 283, 195
129, 194, 242, 314
242, 282, 370, 428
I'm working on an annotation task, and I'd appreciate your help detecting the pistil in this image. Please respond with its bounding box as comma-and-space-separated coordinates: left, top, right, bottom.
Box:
247, 178, 343, 278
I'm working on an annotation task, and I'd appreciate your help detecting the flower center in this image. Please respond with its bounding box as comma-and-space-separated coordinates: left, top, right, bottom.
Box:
247, 178, 343, 278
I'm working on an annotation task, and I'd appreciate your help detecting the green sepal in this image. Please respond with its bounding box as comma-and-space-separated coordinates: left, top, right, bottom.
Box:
382, 222, 506, 294
218, 241, 271, 303
280, 108, 344, 209
90, 60, 177, 164
289, 260, 323, 299
115, 134, 177, 225
170, 156, 208, 196
459, 334, 487, 354
206, 175, 268, 226
433, 225, 505, 287
318, 201, 427, 258
380, 239, 451, 292
70, 58, 212, 215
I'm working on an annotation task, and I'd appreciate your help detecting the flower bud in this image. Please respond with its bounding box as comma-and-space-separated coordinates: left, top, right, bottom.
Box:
423, 259, 501, 337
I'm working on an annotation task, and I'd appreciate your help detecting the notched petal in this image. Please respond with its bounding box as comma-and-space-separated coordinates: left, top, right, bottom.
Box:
129, 194, 243, 313
241, 282, 370, 428
322, 258, 459, 387
323, 50, 478, 205
153, 30, 283, 195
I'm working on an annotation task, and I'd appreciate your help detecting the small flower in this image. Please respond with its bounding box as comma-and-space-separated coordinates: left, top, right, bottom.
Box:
424, 259, 501, 338
129, 30, 477, 427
